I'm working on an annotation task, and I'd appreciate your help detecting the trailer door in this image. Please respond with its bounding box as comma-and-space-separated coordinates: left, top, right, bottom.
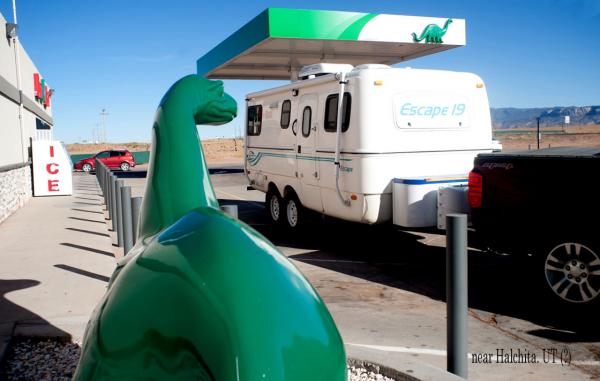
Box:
296, 94, 323, 212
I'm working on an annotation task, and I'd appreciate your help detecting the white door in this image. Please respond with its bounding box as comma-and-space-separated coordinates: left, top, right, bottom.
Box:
295, 94, 322, 212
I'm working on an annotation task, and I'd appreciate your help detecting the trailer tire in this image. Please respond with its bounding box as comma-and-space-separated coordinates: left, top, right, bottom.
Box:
266, 189, 283, 224
284, 194, 303, 230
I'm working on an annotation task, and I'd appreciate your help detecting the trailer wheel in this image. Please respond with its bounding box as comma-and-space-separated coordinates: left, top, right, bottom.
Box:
541, 240, 600, 305
266, 190, 283, 224
284, 195, 303, 229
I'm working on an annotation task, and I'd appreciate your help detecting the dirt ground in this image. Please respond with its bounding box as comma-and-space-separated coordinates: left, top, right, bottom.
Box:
494, 124, 600, 151
66, 139, 244, 163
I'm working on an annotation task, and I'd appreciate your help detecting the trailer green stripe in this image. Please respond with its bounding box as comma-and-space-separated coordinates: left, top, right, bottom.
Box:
247, 151, 352, 166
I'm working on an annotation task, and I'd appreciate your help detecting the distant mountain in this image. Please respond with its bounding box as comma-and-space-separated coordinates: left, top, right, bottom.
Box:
490, 106, 600, 129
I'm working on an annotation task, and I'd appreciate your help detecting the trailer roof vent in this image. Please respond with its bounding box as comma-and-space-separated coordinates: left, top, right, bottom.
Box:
298, 63, 354, 80
353, 64, 391, 71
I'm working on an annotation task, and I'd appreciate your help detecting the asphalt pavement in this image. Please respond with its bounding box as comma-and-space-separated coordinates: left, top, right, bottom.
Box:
112, 163, 600, 380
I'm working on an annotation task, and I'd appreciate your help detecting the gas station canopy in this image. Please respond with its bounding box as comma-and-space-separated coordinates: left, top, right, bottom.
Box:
197, 8, 466, 80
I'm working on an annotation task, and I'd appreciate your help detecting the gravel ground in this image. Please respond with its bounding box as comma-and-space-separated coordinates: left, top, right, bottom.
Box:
1, 340, 80, 381
1, 340, 395, 381
347, 365, 396, 381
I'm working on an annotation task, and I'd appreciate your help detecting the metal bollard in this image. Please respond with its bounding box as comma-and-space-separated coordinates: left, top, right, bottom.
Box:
102, 167, 108, 203
104, 168, 109, 208
446, 213, 468, 379
100, 163, 106, 202
103, 165, 107, 197
96, 160, 100, 191
220, 204, 238, 219
116, 179, 124, 247
110, 175, 117, 229
120, 186, 134, 254
131, 197, 142, 245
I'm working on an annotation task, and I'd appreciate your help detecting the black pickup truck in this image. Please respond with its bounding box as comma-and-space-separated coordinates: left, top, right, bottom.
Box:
468, 147, 600, 306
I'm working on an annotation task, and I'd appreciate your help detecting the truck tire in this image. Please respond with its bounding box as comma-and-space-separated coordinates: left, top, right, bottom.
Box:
540, 239, 600, 307
266, 190, 283, 224
283, 194, 303, 230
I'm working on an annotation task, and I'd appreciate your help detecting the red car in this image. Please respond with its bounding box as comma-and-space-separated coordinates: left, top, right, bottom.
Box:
74, 149, 136, 173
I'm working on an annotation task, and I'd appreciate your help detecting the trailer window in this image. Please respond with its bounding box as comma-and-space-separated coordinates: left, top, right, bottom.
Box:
247, 105, 262, 136
280, 100, 291, 129
302, 106, 312, 137
324, 93, 351, 132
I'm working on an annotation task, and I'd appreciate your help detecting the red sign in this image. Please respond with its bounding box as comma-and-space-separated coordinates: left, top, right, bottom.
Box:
33, 73, 52, 108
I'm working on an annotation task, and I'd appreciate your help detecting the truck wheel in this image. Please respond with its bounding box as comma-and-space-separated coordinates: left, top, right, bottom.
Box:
266, 190, 283, 224
82, 163, 93, 173
542, 240, 600, 305
284, 195, 303, 229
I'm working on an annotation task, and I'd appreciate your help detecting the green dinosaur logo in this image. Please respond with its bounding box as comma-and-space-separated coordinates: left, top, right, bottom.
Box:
411, 18, 453, 43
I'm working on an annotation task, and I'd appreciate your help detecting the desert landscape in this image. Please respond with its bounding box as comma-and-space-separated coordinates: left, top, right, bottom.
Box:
493, 124, 600, 150
66, 125, 600, 161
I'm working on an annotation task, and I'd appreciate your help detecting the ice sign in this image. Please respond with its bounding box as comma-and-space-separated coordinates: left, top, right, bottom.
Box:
394, 93, 470, 129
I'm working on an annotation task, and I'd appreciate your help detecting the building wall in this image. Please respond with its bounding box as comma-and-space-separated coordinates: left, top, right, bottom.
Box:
0, 164, 32, 224
1, 11, 54, 166
1, 10, 55, 222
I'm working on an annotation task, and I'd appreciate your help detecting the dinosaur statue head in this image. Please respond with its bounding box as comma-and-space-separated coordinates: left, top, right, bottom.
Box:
192, 78, 237, 125
444, 18, 453, 28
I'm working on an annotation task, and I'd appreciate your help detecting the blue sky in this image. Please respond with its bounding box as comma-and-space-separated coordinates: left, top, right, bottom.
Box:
1, 0, 599, 143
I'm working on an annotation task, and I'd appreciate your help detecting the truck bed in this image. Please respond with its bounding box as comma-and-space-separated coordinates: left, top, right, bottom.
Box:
470, 146, 600, 254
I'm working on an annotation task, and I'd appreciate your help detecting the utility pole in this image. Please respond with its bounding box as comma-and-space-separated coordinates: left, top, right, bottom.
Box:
100, 109, 108, 143
11, 0, 26, 161
536, 117, 541, 150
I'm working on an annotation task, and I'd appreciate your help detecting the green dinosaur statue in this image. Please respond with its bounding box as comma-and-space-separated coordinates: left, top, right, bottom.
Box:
411, 18, 453, 43
73, 75, 347, 380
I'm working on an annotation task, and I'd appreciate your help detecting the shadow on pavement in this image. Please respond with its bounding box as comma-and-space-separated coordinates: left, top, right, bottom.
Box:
226, 198, 600, 342
109, 167, 243, 180
69, 216, 105, 224
54, 265, 110, 283
60, 242, 114, 257
0, 279, 71, 339
71, 208, 103, 215
113, 170, 147, 179
209, 167, 244, 175
65, 227, 110, 238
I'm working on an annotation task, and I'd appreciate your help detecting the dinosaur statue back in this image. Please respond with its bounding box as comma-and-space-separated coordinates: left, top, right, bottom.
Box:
73, 75, 347, 380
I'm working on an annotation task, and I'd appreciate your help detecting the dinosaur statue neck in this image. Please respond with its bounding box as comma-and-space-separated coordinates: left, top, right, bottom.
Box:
138, 80, 219, 240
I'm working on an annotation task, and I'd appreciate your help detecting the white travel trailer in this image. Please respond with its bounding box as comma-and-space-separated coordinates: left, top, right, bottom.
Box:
196, 8, 495, 228
244, 64, 495, 228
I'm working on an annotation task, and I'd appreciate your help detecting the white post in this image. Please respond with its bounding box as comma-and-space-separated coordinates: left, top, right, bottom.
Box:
334, 72, 350, 207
